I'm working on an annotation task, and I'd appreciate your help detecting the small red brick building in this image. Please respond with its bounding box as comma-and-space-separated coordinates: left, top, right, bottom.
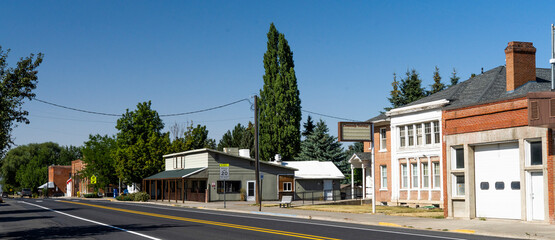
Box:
47, 165, 72, 196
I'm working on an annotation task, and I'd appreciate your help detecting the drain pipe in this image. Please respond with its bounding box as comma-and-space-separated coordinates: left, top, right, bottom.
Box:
551, 24, 555, 90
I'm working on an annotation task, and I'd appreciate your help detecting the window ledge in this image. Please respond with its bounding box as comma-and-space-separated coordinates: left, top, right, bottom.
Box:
379, 189, 388, 191
378, 149, 388, 153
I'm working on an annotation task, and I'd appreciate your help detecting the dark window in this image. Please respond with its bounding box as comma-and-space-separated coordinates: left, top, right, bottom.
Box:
480, 182, 489, 190
192, 180, 206, 193
455, 148, 464, 169
530, 142, 542, 165
217, 181, 241, 193
511, 181, 520, 190
495, 181, 505, 190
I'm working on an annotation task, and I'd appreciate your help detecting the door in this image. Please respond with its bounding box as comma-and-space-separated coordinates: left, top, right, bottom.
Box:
247, 181, 256, 201
323, 180, 332, 200
530, 172, 545, 221
474, 142, 521, 219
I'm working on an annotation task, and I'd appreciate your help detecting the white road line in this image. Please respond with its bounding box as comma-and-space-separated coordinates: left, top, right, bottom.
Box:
36, 200, 42, 203
106, 201, 469, 240
20, 201, 161, 240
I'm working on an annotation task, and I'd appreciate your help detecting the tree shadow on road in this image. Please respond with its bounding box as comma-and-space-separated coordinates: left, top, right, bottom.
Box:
0, 223, 181, 240
0, 215, 54, 223
0, 208, 77, 215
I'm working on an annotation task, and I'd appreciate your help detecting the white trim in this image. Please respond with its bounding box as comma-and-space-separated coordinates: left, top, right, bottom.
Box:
386, 99, 449, 116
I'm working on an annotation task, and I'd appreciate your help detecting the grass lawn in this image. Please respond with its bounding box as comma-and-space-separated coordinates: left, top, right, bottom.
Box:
293, 204, 444, 218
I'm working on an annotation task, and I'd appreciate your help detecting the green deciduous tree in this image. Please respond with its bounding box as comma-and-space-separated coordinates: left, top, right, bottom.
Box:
297, 120, 344, 166
171, 121, 216, 153
450, 68, 460, 86
429, 66, 445, 94
1, 142, 79, 193
259, 23, 302, 161
0, 46, 43, 158
81, 134, 117, 190
114, 101, 170, 187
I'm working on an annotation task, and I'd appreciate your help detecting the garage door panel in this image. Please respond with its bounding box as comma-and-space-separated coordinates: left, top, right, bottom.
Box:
475, 143, 521, 219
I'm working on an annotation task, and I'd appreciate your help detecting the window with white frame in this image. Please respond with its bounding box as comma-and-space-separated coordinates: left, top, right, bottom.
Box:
416, 124, 423, 145
433, 162, 440, 188
399, 127, 406, 147
283, 182, 292, 192
380, 128, 387, 150
380, 165, 387, 189
398, 121, 440, 148
411, 163, 419, 188
422, 163, 429, 188
401, 164, 408, 188
433, 121, 440, 143
425, 123, 432, 144
407, 125, 414, 146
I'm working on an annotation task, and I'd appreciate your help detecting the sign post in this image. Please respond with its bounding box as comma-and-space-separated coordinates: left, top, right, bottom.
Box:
220, 164, 229, 208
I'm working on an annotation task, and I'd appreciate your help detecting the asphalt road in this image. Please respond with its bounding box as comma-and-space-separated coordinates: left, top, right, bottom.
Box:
0, 198, 518, 240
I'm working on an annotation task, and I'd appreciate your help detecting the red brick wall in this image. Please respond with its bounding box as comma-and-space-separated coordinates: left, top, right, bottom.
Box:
373, 125, 391, 203
548, 130, 555, 223
444, 98, 528, 135
48, 166, 71, 194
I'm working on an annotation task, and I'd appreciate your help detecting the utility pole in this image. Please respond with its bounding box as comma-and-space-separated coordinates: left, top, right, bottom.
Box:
254, 95, 261, 211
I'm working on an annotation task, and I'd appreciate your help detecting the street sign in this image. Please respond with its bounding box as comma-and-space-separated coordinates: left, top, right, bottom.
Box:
91, 175, 97, 184
220, 167, 229, 180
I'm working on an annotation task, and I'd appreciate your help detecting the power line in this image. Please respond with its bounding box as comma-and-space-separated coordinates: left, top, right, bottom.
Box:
33, 98, 251, 118
302, 109, 360, 122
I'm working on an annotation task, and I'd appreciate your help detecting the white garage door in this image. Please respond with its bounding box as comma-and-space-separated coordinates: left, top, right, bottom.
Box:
474, 142, 521, 219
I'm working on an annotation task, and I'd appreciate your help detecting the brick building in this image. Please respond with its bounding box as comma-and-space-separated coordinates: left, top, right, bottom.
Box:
345, 41, 553, 223
47, 165, 72, 196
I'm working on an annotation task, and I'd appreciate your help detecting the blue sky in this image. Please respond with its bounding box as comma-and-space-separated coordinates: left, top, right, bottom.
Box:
2, 1, 555, 148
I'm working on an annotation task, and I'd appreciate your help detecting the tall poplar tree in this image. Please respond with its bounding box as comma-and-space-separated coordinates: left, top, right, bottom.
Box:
430, 66, 445, 94
259, 23, 301, 161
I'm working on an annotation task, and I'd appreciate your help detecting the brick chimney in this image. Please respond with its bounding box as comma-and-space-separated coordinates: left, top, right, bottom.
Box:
505, 41, 536, 92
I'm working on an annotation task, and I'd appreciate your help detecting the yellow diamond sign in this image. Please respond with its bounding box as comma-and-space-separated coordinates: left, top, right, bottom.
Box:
91, 175, 97, 184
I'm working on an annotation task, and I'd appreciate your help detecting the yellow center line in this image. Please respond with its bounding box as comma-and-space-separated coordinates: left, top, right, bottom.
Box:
59, 200, 341, 240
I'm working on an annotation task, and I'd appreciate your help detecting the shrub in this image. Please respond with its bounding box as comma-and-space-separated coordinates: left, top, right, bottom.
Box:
133, 192, 150, 202
83, 193, 101, 198
116, 194, 133, 201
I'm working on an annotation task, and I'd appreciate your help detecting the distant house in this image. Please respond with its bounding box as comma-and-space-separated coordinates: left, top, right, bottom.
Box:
277, 160, 345, 201
45, 165, 71, 196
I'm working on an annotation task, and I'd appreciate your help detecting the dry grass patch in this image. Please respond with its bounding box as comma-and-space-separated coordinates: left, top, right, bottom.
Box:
294, 204, 444, 218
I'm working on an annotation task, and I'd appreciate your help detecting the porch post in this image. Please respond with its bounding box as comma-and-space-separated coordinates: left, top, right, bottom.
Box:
155, 180, 158, 201
162, 180, 164, 201
175, 179, 177, 203
182, 178, 185, 203
362, 164, 366, 199
351, 164, 354, 199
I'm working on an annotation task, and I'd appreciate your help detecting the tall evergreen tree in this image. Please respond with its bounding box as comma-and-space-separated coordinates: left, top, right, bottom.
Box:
450, 68, 460, 86
302, 115, 315, 137
386, 73, 403, 111
259, 23, 301, 161
399, 69, 426, 105
429, 66, 445, 94
297, 120, 344, 165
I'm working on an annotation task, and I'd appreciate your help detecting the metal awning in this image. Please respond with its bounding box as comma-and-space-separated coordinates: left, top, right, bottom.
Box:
38, 182, 55, 189
144, 167, 206, 180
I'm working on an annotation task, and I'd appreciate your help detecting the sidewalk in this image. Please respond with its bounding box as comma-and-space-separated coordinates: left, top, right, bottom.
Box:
85, 197, 555, 240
